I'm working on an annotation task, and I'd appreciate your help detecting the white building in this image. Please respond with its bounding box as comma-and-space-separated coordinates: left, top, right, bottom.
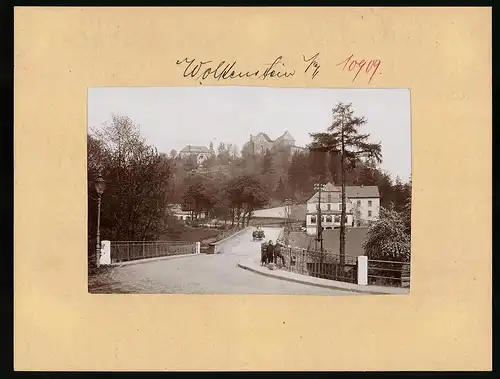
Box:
169, 204, 207, 222
178, 145, 214, 166
305, 182, 380, 235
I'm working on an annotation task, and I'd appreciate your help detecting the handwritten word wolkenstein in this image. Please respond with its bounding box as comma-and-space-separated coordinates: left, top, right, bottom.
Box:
337, 54, 382, 84
175, 57, 296, 83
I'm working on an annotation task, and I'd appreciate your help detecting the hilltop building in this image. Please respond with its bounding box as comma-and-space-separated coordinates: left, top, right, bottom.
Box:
245, 131, 305, 155
178, 144, 214, 165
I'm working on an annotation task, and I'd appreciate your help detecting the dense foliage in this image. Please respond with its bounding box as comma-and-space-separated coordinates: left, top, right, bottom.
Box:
363, 199, 412, 262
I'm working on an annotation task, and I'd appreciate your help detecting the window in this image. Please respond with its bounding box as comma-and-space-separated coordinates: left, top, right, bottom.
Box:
345, 216, 349, 223
357, 200, 361, 205
322, 216, 325, 222
368, 210, 372, 217
368, 200, 372, 207
334, 215, 340, 223
327, 194, 332, 202
326, 216, 332, 222
338, 204, 342, 211
327, 204, 331, 210
311, 216, 316, 224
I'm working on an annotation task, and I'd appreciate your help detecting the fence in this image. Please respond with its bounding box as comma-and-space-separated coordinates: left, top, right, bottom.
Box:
367, 259, 411, 288
278, 246, 358, 284
110, 240, 197, 263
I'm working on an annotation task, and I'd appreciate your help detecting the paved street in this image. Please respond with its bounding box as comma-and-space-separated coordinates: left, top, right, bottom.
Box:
100, 227, 360, 295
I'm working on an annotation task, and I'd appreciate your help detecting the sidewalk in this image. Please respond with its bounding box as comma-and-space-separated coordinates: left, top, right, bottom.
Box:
237, 258, 410, 295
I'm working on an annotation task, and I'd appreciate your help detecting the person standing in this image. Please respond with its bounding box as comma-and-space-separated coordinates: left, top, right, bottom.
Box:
266, 240, 274, 265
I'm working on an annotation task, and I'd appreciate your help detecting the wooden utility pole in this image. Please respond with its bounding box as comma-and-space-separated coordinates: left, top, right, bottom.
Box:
314, 183, 324, 252
339, 115, 346, 269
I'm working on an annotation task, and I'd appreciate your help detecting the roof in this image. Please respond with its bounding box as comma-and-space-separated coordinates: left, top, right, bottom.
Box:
306, 182, 379, 203
168, 204, 183, 211
275, 131, 293, 142
180, 145, 211, 154
345, 186, 380, 198
254, 132, 273, 142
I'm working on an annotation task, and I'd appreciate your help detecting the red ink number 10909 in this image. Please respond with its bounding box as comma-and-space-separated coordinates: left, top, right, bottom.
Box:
337, 54, 381, 84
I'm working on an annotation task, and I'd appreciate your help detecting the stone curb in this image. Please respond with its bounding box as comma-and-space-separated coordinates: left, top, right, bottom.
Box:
237, 260, 410, 295
109, 253, 200, 267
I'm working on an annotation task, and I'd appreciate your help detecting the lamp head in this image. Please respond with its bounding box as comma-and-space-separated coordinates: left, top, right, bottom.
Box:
95, 172, 106, 195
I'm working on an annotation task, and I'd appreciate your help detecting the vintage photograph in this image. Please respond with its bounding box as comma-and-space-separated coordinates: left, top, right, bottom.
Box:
88, 86, 411, 295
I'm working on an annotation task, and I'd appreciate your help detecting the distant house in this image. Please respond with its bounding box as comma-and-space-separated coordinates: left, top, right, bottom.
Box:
178, 145, 214, 165
245, 131, 305, 155
169, 204, 207, 222
305, 182, 380, 235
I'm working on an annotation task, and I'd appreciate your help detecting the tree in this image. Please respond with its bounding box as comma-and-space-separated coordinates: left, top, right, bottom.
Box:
182, 182, 206, 221
225, 175, 268, 227
363, 202, 411, 286
287, 151, 310, 197
88, 115, 172, 245
309, 102, 382, 267
217, 142, 230, 165
240, 176, 268, 226
261, 150, 274, 175
352, 201, 362, 227
231, 144, 240, 159
308, 148, 328, 183
274, 177, 287, 202
170, 149, 177, 159
363, 203, 411, 262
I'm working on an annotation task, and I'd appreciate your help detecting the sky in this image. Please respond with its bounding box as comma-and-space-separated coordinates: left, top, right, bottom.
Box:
88, 87, 411, 181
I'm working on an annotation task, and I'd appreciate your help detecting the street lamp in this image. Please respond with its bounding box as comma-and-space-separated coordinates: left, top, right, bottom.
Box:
95, 172, 106, 268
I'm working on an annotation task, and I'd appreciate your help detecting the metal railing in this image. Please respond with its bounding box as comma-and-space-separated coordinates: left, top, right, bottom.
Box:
367, 259, 411, 288
110, 240, 197, 263
277, 245, 358, 284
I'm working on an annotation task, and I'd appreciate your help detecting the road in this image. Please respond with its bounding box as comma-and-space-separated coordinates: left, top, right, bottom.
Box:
99, 227, 359, 295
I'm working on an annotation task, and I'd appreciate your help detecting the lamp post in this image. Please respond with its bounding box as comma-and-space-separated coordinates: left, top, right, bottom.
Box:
95, 172, 106, 268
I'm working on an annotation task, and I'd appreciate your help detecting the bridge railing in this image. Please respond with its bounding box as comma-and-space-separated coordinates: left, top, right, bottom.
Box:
277, 245, 358, 284
110, 240, 197, 263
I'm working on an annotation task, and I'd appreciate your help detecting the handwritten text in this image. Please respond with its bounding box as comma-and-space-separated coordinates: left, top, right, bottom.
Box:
303, 53, 321, 79
175, 57, 296, 83
336, 54, 381, 83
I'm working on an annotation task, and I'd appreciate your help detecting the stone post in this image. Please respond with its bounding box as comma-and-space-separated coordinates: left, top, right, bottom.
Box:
196, 241, 201, 254
357, 255, 368, 286
99, 240, 111, 265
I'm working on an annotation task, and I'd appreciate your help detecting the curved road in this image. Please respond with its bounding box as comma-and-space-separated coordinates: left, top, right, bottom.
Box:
105, 227, 359, 295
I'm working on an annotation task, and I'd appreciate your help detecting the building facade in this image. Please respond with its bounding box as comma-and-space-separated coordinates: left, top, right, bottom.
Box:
178, 145, 214, 165
246, 131, 305, 155
305, 182, 380, 235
